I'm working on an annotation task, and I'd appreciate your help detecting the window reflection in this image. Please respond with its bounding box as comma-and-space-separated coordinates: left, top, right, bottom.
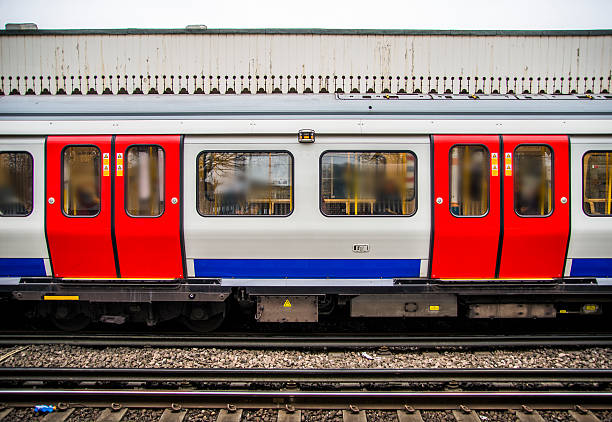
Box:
320, 151, 416, 216
584, 152, 612, 216
198, 152, 293, 216
449, 145, 489, 217
62, 146, 101, 217
0, 152, 33, 216
125, 145, 165, 217
514, 145, 553, 216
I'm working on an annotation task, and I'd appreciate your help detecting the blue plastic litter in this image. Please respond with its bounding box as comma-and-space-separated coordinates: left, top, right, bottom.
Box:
34, 405, 56, 414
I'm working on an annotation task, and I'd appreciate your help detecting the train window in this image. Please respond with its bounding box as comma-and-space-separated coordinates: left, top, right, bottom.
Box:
583, 151, 612, 216
449, 145, 489, 216
197, 151, 293, 216
0, 152, 33, 216
62, 146, 101, 217
514, 145, 553, 216
320, 151, 416, 216
125, 145, 165, 217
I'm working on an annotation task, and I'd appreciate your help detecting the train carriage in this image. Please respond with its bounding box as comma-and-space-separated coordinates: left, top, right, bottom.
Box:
0, 93, 611, 330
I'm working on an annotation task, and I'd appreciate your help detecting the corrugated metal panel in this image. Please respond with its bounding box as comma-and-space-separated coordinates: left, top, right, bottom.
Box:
0, 30, 611, 95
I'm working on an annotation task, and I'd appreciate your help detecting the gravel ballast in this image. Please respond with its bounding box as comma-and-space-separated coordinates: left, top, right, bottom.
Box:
1, 345, 610, 369
302, 410, 343, 421
0, 407, 607, 421
421, 410, 456, 422
122, 408, 164, 422
367, 410, 399, 421
66, 408, 101, 421
185, 409, 219, 421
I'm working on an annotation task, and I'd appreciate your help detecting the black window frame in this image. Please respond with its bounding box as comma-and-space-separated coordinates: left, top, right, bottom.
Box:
60, 144, 102, 218
447, 143, 491, 218
124, 144, 166, 218
196, 150, 295, 218
582, 149, 612, 218
513, 143, 554, 218
0, 150, 34, 217
319, 149, 418, 218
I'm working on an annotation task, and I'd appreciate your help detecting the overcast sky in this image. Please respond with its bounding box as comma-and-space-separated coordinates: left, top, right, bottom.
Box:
1, 0, 611, 30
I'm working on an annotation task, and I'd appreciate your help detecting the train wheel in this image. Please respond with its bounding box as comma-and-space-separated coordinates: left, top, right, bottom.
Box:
182, 302, 226, 332
50, 303, 91, 331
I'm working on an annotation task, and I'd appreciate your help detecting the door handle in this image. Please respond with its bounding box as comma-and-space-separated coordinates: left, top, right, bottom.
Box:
171, 197, 178, 205
48, 197, 55, 205
436, 197, 443, 204
560, 197, 568, 204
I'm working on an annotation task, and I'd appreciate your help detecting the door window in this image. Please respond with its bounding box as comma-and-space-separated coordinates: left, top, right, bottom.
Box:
0, 152, 33, 216
320, 151, 416, 216
583, 151, 612, 216
62, 146, 101, 217
514, 145, 553, 216
449, 145, 489, 216
125, 145, 165, 217
198, 151, 293, 216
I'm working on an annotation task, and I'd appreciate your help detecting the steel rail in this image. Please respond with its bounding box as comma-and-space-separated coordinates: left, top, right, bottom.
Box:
2, 389, 612, 409
1, 332, 612, 348
1, 367, 611, 383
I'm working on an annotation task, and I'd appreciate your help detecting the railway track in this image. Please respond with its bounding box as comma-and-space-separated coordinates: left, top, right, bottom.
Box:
0, 367, 611, 421
1, 332, 612, 348
0, 402, 609, 422
2, 367, 612, 384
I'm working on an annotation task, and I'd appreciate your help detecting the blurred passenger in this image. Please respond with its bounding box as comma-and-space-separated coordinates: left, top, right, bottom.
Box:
468, 150, 485, 204
0, 165, 27, 215
516, 155, 544, 215
216, 170, 247, 215
375, 176, 402, 215
72, 181, 100, 215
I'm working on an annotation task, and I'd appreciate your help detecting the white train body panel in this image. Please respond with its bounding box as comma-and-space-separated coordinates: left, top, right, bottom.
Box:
0, 136, 50, 276
183, 135, 431, 278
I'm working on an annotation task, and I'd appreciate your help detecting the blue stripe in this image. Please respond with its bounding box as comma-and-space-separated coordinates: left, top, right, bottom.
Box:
570, 258, 612, 277
194, 259, 421, 279
0, 258, 46, 277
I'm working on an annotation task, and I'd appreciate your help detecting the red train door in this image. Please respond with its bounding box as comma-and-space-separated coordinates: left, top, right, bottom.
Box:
46, 136, 117, 277
497, 135, 570, 278
114, 135, 183, 278
431, 135, 501, 278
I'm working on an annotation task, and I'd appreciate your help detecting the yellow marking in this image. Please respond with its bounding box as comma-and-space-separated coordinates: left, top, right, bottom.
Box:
44, 295, 79, 301
429, 305, 440, 311
559, 310, 568, 314
283, 299, 292, 308
585, 304, 597, 311
504, 152, 513, 176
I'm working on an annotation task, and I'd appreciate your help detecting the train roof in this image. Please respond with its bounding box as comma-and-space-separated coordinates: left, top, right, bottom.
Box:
0, 94, 611, 121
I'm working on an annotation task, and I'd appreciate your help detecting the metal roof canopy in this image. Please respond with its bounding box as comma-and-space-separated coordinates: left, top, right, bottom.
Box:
0, 94, 610, 120
3, 28, 612, 35
1, 28, 611, 96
